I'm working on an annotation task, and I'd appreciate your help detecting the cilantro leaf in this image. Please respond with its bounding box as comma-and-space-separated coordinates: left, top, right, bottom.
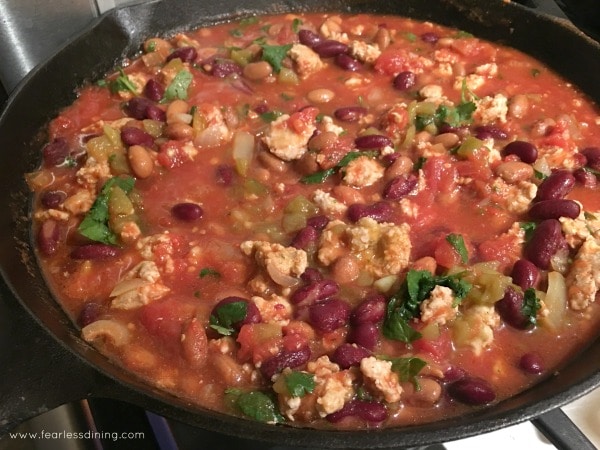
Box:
209, 301, 247, 336
260, 44, 293, 73
109, 68, 138, 94
260, 110, 284, 123
520, 221, 537, 241
292, 18, 303, 33
300, 151, 377, 184
446, 233, 469, 264
164, 70, 193, 101
383, 269, 471, 343
199, 268, 220, 278
522, 288, 541, 326
284, 371, 315, 397
384, 356, 427, 389
78, 176, 135, 245
225, 389, 284, 423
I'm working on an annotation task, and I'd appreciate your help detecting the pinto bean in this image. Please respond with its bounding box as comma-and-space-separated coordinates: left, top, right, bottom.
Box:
212, 353, 246, 385
307, 88, 335, 104
331, 254, 360, 284
308, 131, 337, 152
128, 145, 154, 179
258, 150, 287, 172
508, 94, 529, 119
181, 318, 208, 367
432, 132, 459, 148
403, 378, 442, 406
243, 61, 273, 80
166, 99, 191, 123
494, 161, 534, 183
166, 122, 194, 140
375, 27, 391, 49
385, 155, 413, 180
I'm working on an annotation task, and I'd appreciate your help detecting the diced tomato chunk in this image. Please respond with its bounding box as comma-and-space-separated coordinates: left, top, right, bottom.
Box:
236, 323, 283, 364
289, 106, 319, 134
158, 140, 191, 169
140, 297, 196, 348
412, 328, 452, 362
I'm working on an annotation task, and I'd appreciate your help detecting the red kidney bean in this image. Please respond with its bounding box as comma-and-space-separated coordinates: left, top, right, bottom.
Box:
393, 71, 416, 91
308, 298, 351, 332
351, 294, 386, 324
291, 279, 339, 305
215, 164, 235, 186
383, 174, 418, 200
211, 296, 261, 329
125, 97, 155, 120
335, 53, 361, 71
71, 244, 119, 260
334, 106, 368, 122
41, 190, 66, 209
447, 376, 496, 405
475, 125, 508, 141
166, 46, 198, 63
42, 137, 69, 166
300, 267, 324, 283
354, 134, 393, 150
420, 32, 440, 43
573, 168, 597, 188
502, 140, 538, 164
444, 366, 467, 383
171, 202, 203, 221
511, 259, 540, 291
298, 29, 323, 48
143, 79, 165, 102
146, 104, 167, 122
291, 225, 319, 249
519, 352, 544, 374
524, 219, 565, 269
37, 220, 61, 256
121, 126, 154, 147
209, 58, 243, 78
330, 343, 371, 369
495, 287, 530, 329
528, 199, 580, 220
306, 215, 329, 231
348, 322, 379, 350
78, 302, 104, 327
347, 201, 393, 223
534, 170, 575, 201
313, 40, 348, 57
581, 146, 600, 171
326, 400, 387, 423
261, 346, 311, 380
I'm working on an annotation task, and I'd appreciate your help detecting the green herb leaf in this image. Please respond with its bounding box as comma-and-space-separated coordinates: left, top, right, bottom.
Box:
446, 233, 469, 264
78, 176, 135, 245
300, 151, 376, 184
146, 41, 157, 52
260, 44, 293, 73
383, 269, 471, 343
199, 267, 221, 278
109, 68, 138, 94
404, 32, 417, 42
384, 356, 427, 389
454, 30, 474, 39
534, 169, 548, 180
585, 211, 598, 221
260, 110, 284, 123
292, 18, 303, 33
531, 68, 541, 78
229, 28, 244, 38
164, 70, 193, 101
520, 221, 537, 241
522, 288, 541, 326
240, 16, 259, 27
300, 168, 335, 184
284, 371, 315, 397
209, 301, 248, 336
225, 389, 284, 423
414, 156, 427, 171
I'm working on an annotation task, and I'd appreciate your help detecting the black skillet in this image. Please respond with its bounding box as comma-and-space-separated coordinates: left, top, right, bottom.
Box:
1, 0, 600, 448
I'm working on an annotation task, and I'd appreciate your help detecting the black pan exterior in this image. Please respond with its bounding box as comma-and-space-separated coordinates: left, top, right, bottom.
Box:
1, 0, 600, 447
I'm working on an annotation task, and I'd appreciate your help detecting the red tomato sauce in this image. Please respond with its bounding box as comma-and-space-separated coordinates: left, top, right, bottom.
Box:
27, 13, 600, 429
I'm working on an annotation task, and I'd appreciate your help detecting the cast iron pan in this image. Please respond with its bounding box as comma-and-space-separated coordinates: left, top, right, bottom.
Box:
1, 0, 600, 447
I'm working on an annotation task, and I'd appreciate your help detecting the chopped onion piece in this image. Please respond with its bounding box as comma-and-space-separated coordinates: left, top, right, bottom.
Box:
232, 130, 255, 176
110, 278, 150, 297
542, 271, 567, 329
